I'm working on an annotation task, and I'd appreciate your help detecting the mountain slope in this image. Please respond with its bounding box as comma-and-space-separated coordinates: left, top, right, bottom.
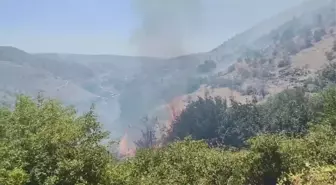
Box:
1, 0, 335, 138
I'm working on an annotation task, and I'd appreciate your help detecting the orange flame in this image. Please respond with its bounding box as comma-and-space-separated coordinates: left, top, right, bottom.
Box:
166, 96, 184, 132
119, 132, 136, 158
119, 96, 185, 156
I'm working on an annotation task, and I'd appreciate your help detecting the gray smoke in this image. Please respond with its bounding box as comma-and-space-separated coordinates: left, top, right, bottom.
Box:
131, 0, 203, 58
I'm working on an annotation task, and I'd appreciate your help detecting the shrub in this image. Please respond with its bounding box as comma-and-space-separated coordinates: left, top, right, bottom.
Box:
197, 60, 217, 73
278, 58, 291, 68
260, 88, 314, 135
313, 28, 326, 42
325, 51, 335, 61
243, 85, 257, 95
167, 96, 227, 143
0, 96, 114, 185
109, 138, 248, 185
280, 165, 336, 185
321, 62, 336, 82
227, 64, 236, 73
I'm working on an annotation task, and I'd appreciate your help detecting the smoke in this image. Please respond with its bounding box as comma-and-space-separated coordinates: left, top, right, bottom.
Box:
131, 0, 203, 58
119, 132, 136, 158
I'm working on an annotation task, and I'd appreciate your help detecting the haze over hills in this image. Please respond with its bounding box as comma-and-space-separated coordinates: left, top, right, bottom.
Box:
0, 0, 335, 139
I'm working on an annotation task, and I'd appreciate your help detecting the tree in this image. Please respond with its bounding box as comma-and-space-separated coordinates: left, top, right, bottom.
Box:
217, 97, 262, 147
0, 96, 114, 185
325, 51, 335, 62
167, 94, 264, 148
313, 28, 326, 42
278, 55, 291, 68
321, 62, 336, 81
167, 96, 227, 144
134, 116, 158, 149
197, 60, 217, 73
260, 88, 313, 135
227, 64, 236, 73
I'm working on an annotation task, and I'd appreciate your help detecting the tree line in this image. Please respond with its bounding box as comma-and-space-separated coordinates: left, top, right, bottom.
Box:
2, 84, 336, 184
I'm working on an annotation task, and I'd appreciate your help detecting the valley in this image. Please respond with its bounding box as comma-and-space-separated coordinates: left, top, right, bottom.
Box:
0, 0, 335, 142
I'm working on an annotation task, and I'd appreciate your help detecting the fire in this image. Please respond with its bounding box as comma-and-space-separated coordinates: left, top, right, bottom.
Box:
119, 132, 136, 158
118, 96, 185, 158
166, 96, 184, 132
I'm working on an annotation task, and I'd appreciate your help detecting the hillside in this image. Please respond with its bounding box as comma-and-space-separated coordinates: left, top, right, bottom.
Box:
1, 0, 335, 139
3, 0, 336, 184
163, 0, 336, 106
0, 47, 165, 137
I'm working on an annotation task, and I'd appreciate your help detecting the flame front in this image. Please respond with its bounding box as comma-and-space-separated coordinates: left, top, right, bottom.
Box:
166, 96, 184, 132
119, 132, 136, 158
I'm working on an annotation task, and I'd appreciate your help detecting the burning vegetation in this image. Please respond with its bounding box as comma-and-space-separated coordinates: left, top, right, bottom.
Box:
118, 96, 185, 158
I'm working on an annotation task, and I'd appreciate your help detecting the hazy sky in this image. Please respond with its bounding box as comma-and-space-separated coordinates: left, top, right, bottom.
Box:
0, 0, 305, 56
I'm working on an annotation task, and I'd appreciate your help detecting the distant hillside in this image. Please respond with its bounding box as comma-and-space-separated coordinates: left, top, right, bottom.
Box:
206, 0, 332, 63
170, 0, 336, 112
0, 47, 164, 137
1, 0, 334, 139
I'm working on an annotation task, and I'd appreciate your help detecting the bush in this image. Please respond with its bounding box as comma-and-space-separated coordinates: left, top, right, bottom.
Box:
167, 96, 227, 143
313, 28, 326, 42
0, 96, 114, 185
5, 84, 336, 185
109, 138, 249, 185
280, 165, 336, 185
227, 64, 236, 73
325, 51, 335, 61
243, 85, 257, 95
197, 60, 217, 73
260, 88, 314, 135
278, 57, 291, 68
321, 62, 336, 81
167, 94, 265, 148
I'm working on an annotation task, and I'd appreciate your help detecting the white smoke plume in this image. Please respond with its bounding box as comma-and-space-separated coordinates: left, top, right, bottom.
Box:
131, 0, 203, 58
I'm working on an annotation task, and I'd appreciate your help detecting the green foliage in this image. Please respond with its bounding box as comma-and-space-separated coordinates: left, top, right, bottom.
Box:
321, 62, 336, 81
260, 88, 314, 135
108, 138, 248, 185
218, 98, 262, 147
280, 165, 336, 185
0, 95, 114, 185
4, 86, 336, 184
169, 88, 315, 147
168, 96, 227, 144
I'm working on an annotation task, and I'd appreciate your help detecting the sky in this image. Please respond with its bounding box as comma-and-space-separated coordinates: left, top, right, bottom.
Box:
0, 0, 305, 57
